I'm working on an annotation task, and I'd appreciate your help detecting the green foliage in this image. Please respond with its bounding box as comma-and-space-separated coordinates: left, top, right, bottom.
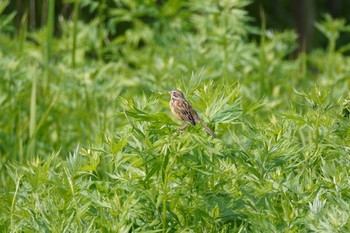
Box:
1, 0, 350, 232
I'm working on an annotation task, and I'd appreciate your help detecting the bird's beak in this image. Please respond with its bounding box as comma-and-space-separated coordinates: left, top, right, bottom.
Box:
167, 91, 172, 95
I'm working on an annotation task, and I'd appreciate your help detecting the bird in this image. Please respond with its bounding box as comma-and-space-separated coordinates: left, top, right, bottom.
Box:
168, 90, 217, 138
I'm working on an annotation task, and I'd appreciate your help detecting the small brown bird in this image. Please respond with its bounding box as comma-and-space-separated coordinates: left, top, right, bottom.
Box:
168, 90, 217, 138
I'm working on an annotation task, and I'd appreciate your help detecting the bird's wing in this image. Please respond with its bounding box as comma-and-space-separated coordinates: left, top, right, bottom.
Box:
174, 100, 198, 125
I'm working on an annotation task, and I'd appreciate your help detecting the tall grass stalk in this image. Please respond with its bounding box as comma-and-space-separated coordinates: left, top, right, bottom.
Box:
210, 152, 216, 190
10, 170, 23, 232
72, 0, 80, 68
97, 0, 106, 61
161, 151, 172, 232
315, 109, 320, 150
29, 71, 37, 157
162, 175, 168, 232
18, 12, 27, 55
46, 0, 54, 67
258, 6, 267, 93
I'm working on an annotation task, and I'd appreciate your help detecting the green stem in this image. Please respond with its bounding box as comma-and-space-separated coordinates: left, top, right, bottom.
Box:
223, 8, 228, 76
162, 177, 167, 232
315, 111, 320, 150
10, 174, 22, 232
259, 6, 267, 93
46, 0, 54, 66
211, 153, 215, 190
45, 0, 55, 93
29, 71, 37, 157
97, 0, 106, 61
72, 0, 80, 68
18, 12, 27, 55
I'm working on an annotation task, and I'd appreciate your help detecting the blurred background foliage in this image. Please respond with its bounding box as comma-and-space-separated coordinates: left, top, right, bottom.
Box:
5, 0, 350, 53
248, 0, 350, 53
1, 0, 350, 232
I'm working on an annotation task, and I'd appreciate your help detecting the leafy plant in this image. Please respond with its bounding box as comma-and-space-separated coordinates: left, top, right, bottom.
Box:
1, 0, 350, 232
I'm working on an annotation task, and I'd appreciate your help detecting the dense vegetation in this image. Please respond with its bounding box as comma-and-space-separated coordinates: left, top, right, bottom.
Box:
1, 0, 350, 232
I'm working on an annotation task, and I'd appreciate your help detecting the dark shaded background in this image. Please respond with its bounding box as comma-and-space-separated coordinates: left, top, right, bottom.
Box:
247, 0, 350, 53
6, 0, 350, 54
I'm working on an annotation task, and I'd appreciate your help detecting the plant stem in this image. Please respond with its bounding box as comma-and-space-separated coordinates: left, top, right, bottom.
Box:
97, 0, 106, 61
211, 152, 216, 190
162, 176, 167, 232
72, 0, 80, 68
259, 6, 267, 93
46, 0, 54, 66
315, 111, 320, 150
29, 71, 37, 157
10, 174, 22, 232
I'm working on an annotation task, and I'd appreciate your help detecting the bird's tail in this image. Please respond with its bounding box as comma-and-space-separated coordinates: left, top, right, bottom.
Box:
202, 123, 217, 138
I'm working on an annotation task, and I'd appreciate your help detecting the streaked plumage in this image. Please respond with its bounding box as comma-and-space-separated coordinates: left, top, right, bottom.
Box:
169, 90, 217, 138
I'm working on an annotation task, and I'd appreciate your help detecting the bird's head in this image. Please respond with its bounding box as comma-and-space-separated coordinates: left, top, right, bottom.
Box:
168, 90, 185, 99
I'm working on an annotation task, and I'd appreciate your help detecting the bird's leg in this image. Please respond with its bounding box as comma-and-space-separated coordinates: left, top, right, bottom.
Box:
179, 124, 189, 132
